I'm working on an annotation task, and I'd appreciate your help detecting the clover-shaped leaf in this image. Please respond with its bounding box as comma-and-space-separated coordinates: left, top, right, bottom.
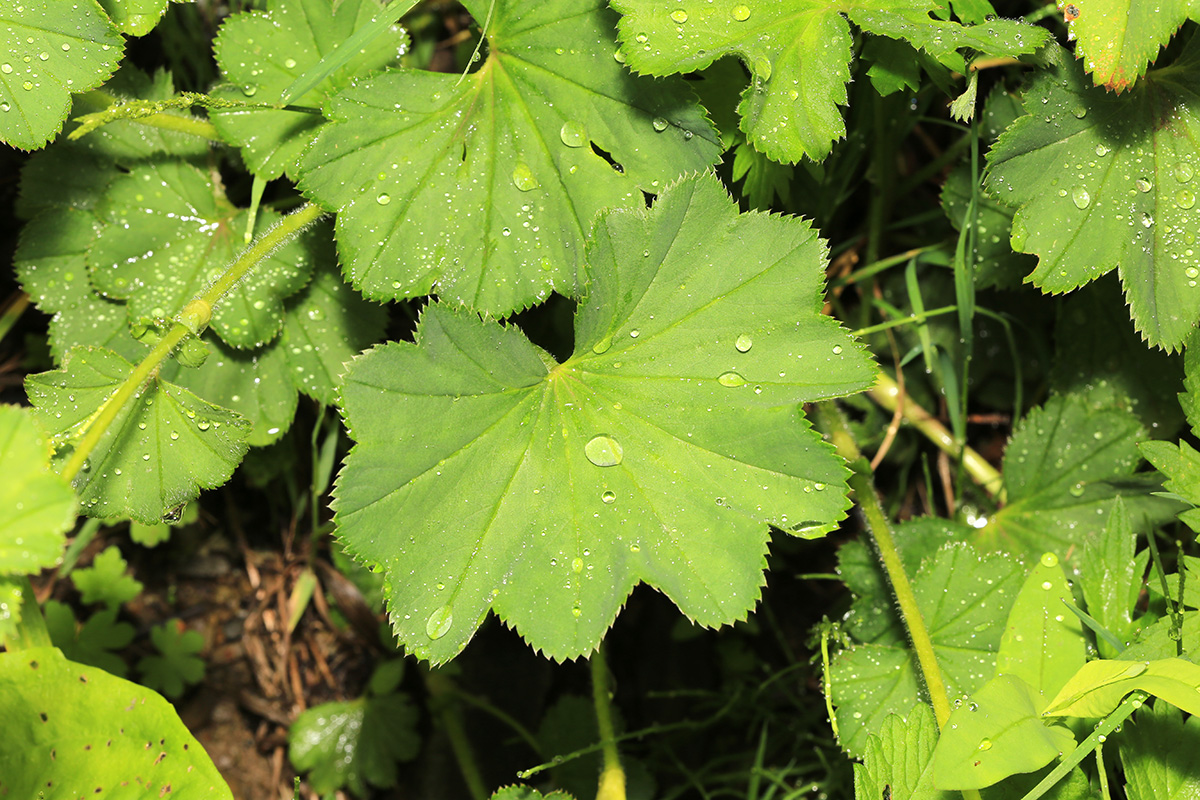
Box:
987, 42, 1200, 350
610, 0, 1048, 163
0, 404, 77, 574
831, 543, 1026, 757
89, 161, 316, 349
298, 0, 722, 315
25, 346, 251, 523
72, 546, 143, 607
0, 0, 124, 150
136, 621, 205, 698
332, 173, 876, 663
44, 600, 135, 677
209, 0, 407, 181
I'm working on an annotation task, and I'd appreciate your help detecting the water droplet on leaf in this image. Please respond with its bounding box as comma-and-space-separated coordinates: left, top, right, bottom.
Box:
585, 435, 624, 467
735, 334, 753, 352
731, 4, 751, 20
717, 372, 746, 387
511, 161, 538, 191
1071, 186, 1091, 209
426, 606, 453, 640
560, 120, 587, 147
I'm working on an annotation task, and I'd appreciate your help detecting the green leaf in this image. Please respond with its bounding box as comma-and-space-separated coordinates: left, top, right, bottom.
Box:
1120, 700, 1200, 800
831, 543, 1026, 757
297, 0, 722, 315
72, 546, 143, 607
98, 0, 167, 37
1043, 657, 1200, 719
333, 173, 876, 663
862, 37, 921, 97
15, 207, 152, 364
0, 0, 124, 150
26, 346, 251, 523
1052, 277, 1184, 434
89, 161, 317, 349
0, 404, 77, 574
44, 600, 134, 677
986, 42, 1200, 350
1064, 0, 1199, 91
995, 553, 1086, 706
287, 693, 419, 795
279, 258, 388, 405
930, 674, 1075, 790
209, 0, 407, 181
1121, 609, 1200, 662
853, 702, 952, 800
1141, 438, 1200, 532
17, 67, 209, 219
0, 577, 26, 643
1078, 497, 1149, 657
136, 621, 205, 698
1180, 333, 1200, 436
167, 332, 299, 448
730, 140, 793, 211
610, 0, 1049, 163
976, 394, 1173, 561
0, 646, 232, 798
492, 788, 576, 800
1147, 554, 1200, 608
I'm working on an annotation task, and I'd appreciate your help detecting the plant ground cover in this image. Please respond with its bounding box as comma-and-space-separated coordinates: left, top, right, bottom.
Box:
2, 0, 1200, 799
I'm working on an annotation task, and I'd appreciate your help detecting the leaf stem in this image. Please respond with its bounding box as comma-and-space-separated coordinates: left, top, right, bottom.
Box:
59, 203, 325, 484
426, 670, 489, 800
813, 402, 952, 727
592, 642, 627, 800
867, 372, 1005, 502
0, 291, 30, 346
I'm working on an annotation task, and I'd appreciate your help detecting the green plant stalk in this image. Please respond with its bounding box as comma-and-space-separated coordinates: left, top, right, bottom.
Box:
0, 291, 30, 345
59, 202, 325, 484
426, 671, 489, 800
1018, 692, 1148, 800
813, 402, 951, 724
592, 642, 627, 800
868, 372, 1005, 502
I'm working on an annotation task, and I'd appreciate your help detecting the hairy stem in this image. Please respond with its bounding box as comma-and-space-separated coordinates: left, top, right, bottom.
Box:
592, 643, 627, 800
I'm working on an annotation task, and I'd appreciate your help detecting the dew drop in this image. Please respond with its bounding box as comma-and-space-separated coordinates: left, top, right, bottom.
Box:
1068, 481, 1085, 497
376, 193, 391, 205
511, 161, 538, 191
0, 64, 12, 74
197, 420, 211, 431
735, 333, 753, 352
602, 490, 615, 504
1136, 178, 1152, 193
284, 57, 297, 68
832, 344, 843, 355
572, 605, 583, 618
670, 9, 688, 22
652, 116, 669, 132
592, 335, 613, 354
1176, 189, 1196, 210
1141, 212, 1154, 228
613, 49, 626, 64
1071, 105, 1086, 119
1175, 163, 1195, 183
559, 120, 587, 147
584, 435, 624, 467
572, 557, 584, 573
241, 84, 258, 97
426, 605, 453, 640
731, 4, 751, 20
1039, 552, 1059, 567
1071, 185, 1091, 209
978, 739, 993, 751
717, 371, 746, 387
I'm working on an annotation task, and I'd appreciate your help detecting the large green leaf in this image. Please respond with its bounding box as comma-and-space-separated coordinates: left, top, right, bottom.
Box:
830, 542, 1025, 757
1043, 657, 1200, 718
975, 394, 1176, 561
297, 0, 722, 315
0, 405, 77, 574
209, 0, 407, 181
89, 161, 316, 349
1077, 498, 1149, 657
986, 42, 1200, 350
26, 347, 251, 523
0, 646, 233, 798
1064, 0, 1200, 91
0, 0, 124, 150
1120, 700, 1200, 800
1141, 438, 1200, 531
610, 0, 1048, 163
332, 173, 875, 663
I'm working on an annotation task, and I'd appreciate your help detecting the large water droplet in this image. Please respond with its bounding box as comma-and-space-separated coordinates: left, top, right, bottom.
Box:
731, 4, 751, 20
602, 491, 615, 504
670, 9, 688, 22
1135, 178, 1152, 193
560, 120, 587, 147
572, 557, 584, 573
652, 117, 668, 132
1175, 163, 1195, 183
1039, 552, 1059, 567
1071, 185, 1091, 209
1176, 189, 1196, 210
426, 605, 453, 640
585, 435, 624, 467
978, 739, 993, 751
592, 335, 613, 354
735, 333, 753, 352
717, 372, 746, 387
376, 193, 391, 205
0, 64, 12, 74
511, 161, 538, 191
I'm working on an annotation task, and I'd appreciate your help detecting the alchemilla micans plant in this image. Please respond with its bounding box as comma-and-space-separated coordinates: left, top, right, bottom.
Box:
2, 0, 1200, 798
